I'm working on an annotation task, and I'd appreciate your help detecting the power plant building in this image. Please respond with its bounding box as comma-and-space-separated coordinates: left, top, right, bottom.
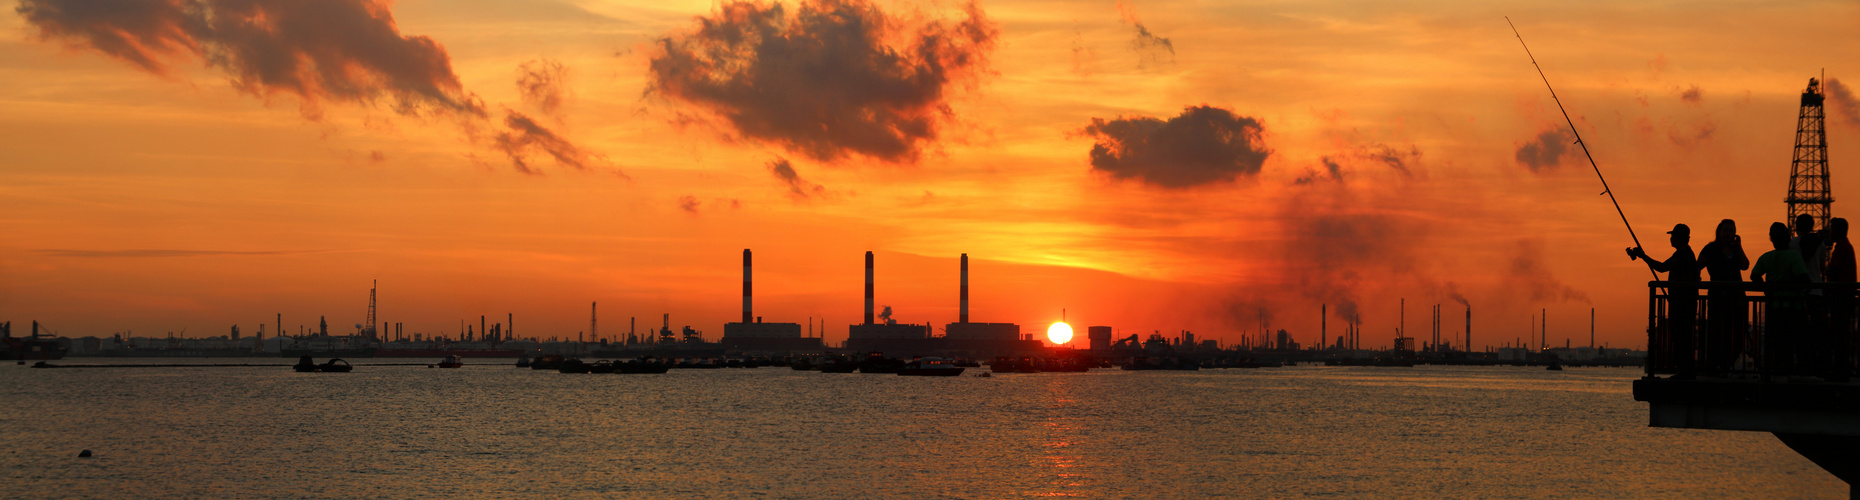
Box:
720, 249, 821, 352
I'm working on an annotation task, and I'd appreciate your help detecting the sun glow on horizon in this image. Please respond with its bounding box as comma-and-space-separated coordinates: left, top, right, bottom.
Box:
1047, 321, 1073, 345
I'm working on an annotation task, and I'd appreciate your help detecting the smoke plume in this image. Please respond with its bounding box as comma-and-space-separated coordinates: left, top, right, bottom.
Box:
1508, 239, 1591, 304
1827, 78, 1860, 128
1082, 105, 1271, 188
1679, 84, 1702, 104
678, 195, 702, 215
1515, 126, 1573, 172
648, 0, 998, 164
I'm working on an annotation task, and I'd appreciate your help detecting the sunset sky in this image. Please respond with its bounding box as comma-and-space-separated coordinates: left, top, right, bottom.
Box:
2, 0, 1856, 348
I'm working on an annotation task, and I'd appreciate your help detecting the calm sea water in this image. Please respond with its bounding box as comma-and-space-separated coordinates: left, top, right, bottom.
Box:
0, 360, 1843, 499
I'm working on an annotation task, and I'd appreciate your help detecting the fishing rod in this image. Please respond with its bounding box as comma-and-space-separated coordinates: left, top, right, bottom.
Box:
1506, 17, 1658, 280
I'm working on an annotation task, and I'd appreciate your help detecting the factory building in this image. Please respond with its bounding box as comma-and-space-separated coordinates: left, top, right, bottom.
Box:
939, 253, 1040, 357
720, 249, 821, 353
846, 251, 937, 352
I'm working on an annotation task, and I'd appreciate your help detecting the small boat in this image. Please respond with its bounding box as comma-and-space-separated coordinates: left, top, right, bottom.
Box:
557, 358, 591, 374
293, 355, 318, 373
897, 357, 965, 377
515, 355, 532, 368
1546, 362, 1564, 371
437, 355, 464, 369
619, 358, 671, 374
318, 359, 353, 373
818, 360, 858, 373
588, 360, 617, 374
858, 352, 904, 374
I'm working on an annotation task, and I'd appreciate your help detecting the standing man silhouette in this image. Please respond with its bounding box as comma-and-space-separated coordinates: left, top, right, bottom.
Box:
1630, 223, 1701, 378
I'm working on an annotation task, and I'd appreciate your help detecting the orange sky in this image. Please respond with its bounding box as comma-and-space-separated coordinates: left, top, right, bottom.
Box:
1, 0, 1857, 349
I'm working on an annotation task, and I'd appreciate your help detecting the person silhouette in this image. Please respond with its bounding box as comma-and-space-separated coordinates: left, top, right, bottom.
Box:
1698, 219, 1750, 372
1824, 218, 1855, 380
1629, 223, 1700, 378
1754, 221, 1811, 373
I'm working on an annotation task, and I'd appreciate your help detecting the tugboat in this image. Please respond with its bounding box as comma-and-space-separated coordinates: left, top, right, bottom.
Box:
437, 355, 464, 368
897, 357, 965, 377
588, 360, 617, 373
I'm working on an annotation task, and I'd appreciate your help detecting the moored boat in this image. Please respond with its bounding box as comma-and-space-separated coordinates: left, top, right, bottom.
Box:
437, 355, 464, 368
897, 357, 965, 377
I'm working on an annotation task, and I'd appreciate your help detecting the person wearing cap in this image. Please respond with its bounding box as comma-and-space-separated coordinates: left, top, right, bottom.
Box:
1754, 221, 1811, 373
1629, 223, 1701, 378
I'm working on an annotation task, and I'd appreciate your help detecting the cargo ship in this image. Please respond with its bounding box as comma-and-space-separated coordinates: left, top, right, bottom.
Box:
2, 321, 67, 361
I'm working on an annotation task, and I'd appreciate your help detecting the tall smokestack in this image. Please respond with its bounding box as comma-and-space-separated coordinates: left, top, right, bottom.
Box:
742, 249, 753, 324
1466, 307, 1472, 354
959, 253, 970, 323
1321, 304, 1327, 350
864, 251, 875, 325
508, 313, 514, 340
590, 302, 596, 343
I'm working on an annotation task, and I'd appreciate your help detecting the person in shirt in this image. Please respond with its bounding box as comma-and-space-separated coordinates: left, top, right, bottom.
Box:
1754, 221, 1811, 374
1697, 219, 1750, 373
1630, 223, 1701, 378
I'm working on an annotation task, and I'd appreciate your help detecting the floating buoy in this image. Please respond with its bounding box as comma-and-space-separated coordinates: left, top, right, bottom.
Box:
78, 450, 92, 458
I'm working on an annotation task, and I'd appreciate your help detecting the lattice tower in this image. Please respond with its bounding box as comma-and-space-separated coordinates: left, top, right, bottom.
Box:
1787, 77, 1831, 232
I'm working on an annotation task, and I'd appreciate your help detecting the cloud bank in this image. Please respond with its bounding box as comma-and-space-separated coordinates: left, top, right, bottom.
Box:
1082, 105, 1271, 188
648, 0, 998, 164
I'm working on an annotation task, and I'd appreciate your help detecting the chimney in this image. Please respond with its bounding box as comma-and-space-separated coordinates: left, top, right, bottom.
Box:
1466, 307, 1472, 354
1321, 304, 1327, 350
742, 249, 753, 324
959, 253, 970, 323
864, 251, 875, 325
508, 312, 514, 340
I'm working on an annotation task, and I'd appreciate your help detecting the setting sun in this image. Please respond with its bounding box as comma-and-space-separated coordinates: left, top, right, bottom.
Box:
1047, 322, 1074, 345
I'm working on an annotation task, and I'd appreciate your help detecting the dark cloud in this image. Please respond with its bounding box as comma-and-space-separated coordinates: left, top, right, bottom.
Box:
1514, 126, 1572, 172
494, 111, 607, 175
1827, 78, 1860, 128
768, 157, 826, 201
1508, 240, 1590, 304
18, 0, 484, 117
678, 195, 702, 215
1083, 105, 1271, 188
20, 0, 607, 175
647, 0, 998, 164
516, 58, 568, 116
1679, 84, 1702, 104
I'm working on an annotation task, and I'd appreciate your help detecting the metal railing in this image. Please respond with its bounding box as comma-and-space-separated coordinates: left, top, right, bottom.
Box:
1647, 281, 1860, 378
